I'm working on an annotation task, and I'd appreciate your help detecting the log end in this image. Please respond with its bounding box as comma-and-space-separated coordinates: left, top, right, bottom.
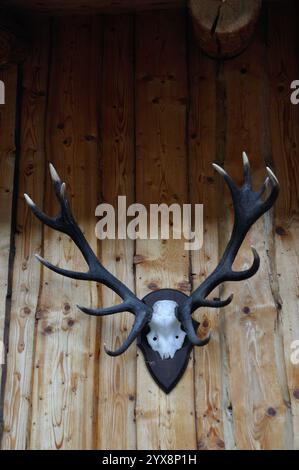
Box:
189, 0, 262, 59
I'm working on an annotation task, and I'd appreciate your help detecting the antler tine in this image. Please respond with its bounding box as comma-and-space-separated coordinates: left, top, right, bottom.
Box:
24, 193, 63, 232
228, 246, 260, 281
200, 293, 234, 308
104, 311, 150, 356
35, 253, 93, 281
77, 303, 132, 316
25, 164, 153, 356
242, 151, 252, 187
179, 153, 279, 346
180, 312, 211, 347
257, 177, 269, 198
212, 163, 238, 197
262, 166, 279, 210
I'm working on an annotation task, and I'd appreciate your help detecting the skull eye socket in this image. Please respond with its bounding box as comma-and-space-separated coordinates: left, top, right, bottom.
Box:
153, 336, 157, 341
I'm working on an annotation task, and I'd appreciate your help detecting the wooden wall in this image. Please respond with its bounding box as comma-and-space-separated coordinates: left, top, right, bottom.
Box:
0, 1, 299, 450
1, 0, 184, 15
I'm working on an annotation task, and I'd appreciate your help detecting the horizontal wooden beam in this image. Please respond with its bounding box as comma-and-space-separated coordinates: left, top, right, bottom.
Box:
0, 0, 185, 15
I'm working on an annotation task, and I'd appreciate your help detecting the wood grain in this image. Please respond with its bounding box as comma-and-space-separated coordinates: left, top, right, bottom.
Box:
267, 0, 299, 449
29, 16, 101, 449
1, 21, 50, 450
1, 0, 184, 14
221, 22, 289, 449
97, 14, 136, 450
134, 10, 197, 450
0, 65, 17, 441
188, 30, 230, 450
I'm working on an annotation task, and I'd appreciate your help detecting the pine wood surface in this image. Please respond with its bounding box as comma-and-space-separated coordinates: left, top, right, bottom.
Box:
1, 2, 299, 449
0, 65, 17, 442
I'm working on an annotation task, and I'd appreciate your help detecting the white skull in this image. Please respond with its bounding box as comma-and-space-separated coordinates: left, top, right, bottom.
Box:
146, 300, 186, 360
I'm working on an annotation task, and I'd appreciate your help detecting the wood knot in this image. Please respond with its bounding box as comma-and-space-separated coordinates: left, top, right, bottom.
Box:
63, 137, 72, 147
275, 226, 286, 236
147, 282, 159, 291
25, 162, 34, 176
266, 407, 277, 417
197, 439, 206, 449
242, 306, 251, 314
177, 281, 191, 292
23, 307, 31, 315
43, 325, 53, 335
216, 438, 225, 449
85, 134, 97, 141
64, 303, 71, 313
133, 254, 145, 264
35, 308, 48, 319
22, 262, 27, 271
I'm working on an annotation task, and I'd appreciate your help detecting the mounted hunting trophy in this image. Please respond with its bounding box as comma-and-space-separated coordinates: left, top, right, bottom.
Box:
25, 152, 279, 392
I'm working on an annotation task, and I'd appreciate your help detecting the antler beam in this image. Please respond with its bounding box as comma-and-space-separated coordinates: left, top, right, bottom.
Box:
178, 152, 279, 345
25, 164, 152, 356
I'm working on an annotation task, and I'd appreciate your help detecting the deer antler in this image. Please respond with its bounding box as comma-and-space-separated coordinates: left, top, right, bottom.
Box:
24, 164, 152, 356
25, 154, 279, 356
178, 152, 279, 346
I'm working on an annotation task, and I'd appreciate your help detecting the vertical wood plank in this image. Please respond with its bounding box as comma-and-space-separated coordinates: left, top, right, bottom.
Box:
267, 1, 299, 449
188, 33, 230, 450
1, 22, 50, 449
29, 16, 101, 449
135, 10, 197, 450
97, 14, 136, 450
0, 65, 17, 441
220, 21, 289, 449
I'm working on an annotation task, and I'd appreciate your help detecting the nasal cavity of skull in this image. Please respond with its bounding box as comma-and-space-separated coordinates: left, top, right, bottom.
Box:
146, 300, 186, 360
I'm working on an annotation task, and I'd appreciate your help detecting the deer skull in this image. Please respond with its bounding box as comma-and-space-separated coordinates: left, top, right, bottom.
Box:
146, 300, 186, 359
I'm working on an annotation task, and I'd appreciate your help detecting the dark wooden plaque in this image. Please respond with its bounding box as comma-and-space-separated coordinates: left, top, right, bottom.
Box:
137, 289, 199, 394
